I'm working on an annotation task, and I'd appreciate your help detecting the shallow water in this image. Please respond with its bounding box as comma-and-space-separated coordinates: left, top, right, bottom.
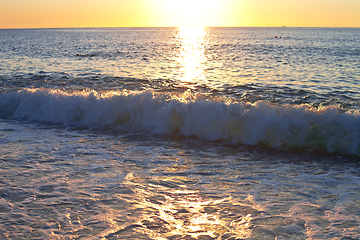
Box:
1, 120, 360, 239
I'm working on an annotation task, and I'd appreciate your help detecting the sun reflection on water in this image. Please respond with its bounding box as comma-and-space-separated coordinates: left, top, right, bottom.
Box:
177, 26, 208, 83
112, 172, 254, 239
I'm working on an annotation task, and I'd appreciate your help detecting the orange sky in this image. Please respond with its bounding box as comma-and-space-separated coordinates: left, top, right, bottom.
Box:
1, 0, 360, 28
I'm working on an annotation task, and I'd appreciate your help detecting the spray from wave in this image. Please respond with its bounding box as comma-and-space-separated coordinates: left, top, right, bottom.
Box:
1, 88, 359, 156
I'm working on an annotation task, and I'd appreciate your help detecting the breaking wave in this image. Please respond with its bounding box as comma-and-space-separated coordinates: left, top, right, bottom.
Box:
1, 88, 360, 156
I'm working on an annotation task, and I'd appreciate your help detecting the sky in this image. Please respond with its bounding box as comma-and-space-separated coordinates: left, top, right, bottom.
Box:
1, 0, 360, 29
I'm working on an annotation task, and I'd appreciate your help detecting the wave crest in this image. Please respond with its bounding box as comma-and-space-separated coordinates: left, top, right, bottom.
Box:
1, 88, 359, 155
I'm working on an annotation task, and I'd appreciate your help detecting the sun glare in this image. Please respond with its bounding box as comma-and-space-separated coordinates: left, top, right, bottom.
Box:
160, 0, 222, 27
177, 26, 208, 82
120, 173, 254, 239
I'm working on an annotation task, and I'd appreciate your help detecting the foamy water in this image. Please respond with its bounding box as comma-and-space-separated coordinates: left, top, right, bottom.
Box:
1, 27, 360, 239
1, 88, 360, 155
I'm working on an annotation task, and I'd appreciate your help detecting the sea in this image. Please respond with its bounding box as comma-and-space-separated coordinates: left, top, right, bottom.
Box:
0, 27, 360, 239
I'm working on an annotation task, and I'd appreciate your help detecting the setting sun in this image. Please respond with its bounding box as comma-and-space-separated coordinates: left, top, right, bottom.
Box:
0, 0, 359, 28
158, 0, 224, 27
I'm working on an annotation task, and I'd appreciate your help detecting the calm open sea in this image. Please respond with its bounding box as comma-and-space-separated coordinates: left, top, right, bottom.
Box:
1, 27, 360, 239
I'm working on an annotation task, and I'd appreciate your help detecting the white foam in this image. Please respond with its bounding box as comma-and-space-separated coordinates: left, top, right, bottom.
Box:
1, 88, 359, 155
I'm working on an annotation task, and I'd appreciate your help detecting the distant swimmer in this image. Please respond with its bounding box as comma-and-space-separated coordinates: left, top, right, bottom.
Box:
76, 53, 96, 57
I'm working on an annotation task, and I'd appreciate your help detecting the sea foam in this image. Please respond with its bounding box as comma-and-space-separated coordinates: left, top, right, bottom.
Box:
1, 88, 359, 155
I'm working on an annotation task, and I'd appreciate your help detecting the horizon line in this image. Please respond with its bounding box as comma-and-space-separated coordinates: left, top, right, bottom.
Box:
1, 26, 360, 30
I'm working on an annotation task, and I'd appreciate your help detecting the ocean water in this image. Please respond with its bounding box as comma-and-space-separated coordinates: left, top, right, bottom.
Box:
0, 27, 360, 239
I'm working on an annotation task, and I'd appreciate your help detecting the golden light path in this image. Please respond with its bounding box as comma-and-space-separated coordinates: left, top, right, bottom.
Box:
119, 173, 254, 239
177, 26, 208, 83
